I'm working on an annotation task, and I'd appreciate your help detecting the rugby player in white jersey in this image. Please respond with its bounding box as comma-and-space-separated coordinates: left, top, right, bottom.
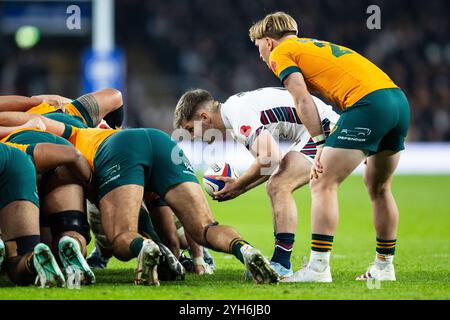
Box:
174, 87, 339, 278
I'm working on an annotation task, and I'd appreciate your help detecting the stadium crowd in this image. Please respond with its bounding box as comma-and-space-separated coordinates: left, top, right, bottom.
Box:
0, 0, 448, 140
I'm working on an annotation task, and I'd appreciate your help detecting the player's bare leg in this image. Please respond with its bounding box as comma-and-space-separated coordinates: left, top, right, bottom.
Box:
42, 168, 87, 254
143, 205, 186, 281
266, 151, 311, 277
311, 148, 366, 235
150, 206, 181, 258
356, 150, 401, 281
284, 147, 365, 282
165, 182, 279, 284
365, 151, 400, 240
1, 201, 64, 287
41, 167, 95, 285
100, 184, 161, 285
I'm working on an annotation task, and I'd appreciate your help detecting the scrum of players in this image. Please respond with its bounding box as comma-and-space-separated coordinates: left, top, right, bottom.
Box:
0, 89, 280, 288
0, 11, 408, 288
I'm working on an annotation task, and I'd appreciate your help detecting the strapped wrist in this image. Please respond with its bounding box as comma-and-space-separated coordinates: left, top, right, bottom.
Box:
312, 133, 326, 149
312, 133, 326, 143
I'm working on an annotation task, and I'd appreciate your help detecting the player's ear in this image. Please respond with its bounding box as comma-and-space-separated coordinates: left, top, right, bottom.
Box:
267, 37, 275, 51
199, 111, 211, 123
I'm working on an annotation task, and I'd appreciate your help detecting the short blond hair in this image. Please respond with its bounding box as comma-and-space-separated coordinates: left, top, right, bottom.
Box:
173, 89, 219, 129
249, 11, 298, 42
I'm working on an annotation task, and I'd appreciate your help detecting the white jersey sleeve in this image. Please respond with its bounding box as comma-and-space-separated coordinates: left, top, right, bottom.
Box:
220, 87, 339, 150
220, 94, 266, 149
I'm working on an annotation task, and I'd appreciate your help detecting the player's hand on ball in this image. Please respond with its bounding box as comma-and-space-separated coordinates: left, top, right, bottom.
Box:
213, 176, 244, 201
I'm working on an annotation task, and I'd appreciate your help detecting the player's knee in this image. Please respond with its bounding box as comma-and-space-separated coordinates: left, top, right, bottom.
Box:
266, 176, 292, 198
47, 211, 91, 245
365, 180, 391, 199
266, 177, 280, 198
363, 172, 392, 198
310, 176, 338, 194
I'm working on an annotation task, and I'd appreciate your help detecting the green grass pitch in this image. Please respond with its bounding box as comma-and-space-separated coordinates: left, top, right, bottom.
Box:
1, 175, 449, 300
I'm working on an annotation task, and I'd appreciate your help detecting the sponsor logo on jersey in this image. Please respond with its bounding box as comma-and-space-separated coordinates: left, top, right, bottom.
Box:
183, 159, 195, 173
337, 127, 371, 142
240, 125, 252, 137
271, 61, 277, 73
99, 164, 121, 188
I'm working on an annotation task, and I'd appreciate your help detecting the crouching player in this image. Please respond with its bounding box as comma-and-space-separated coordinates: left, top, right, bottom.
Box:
40, 117, 279, 285
0, 142, 63, 287
0, 118, 95, 285
0, 137, 91, 287
87, 199, 187, 281
174, 87, 338, 278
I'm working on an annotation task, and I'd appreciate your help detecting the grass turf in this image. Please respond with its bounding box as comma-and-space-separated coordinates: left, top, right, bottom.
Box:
0, 175, 449, 300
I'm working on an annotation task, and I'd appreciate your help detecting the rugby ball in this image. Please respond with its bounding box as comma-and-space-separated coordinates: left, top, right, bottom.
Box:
203, 162, 238, 197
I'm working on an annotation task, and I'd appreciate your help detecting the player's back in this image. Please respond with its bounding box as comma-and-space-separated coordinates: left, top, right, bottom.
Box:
222, 87, 337, 146
270, 37, 398, 109
68, 127, 118, 168
27, 102, 59, 115
0, 143, 12, 171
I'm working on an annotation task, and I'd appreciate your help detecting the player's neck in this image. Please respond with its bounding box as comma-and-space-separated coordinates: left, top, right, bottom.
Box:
216, 103, 227, 132
278, 35, 298, 44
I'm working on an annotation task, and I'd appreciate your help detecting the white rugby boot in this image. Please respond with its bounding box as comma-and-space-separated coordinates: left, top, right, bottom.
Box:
135, 239, 161, 286
282, 264, 332, 283
356, 255, 396, 281
33, 243, 66, 288
281, 254, 332, 283
58, 236, 96, 286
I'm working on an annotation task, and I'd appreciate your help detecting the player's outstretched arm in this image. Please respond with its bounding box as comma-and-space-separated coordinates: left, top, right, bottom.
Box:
0, 95, 43, 112
0, 117, 46, 139
32, 143, 92, 185
0, 111, 65, 136
31, 94, 72, 110
214, 130, 282, 201
243, 174, 270, 192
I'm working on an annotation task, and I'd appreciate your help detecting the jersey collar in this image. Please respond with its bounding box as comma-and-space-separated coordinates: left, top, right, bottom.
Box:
219, 103, 232, 129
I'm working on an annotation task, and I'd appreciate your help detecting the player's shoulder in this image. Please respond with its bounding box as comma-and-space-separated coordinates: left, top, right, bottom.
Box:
231, 87, 293, 105
229, 87, 289, 99
222, 90, 253, 112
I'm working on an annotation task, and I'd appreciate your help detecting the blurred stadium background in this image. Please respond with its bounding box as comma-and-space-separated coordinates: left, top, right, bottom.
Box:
0, 0, 449, 301
0, 0, 449, 171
